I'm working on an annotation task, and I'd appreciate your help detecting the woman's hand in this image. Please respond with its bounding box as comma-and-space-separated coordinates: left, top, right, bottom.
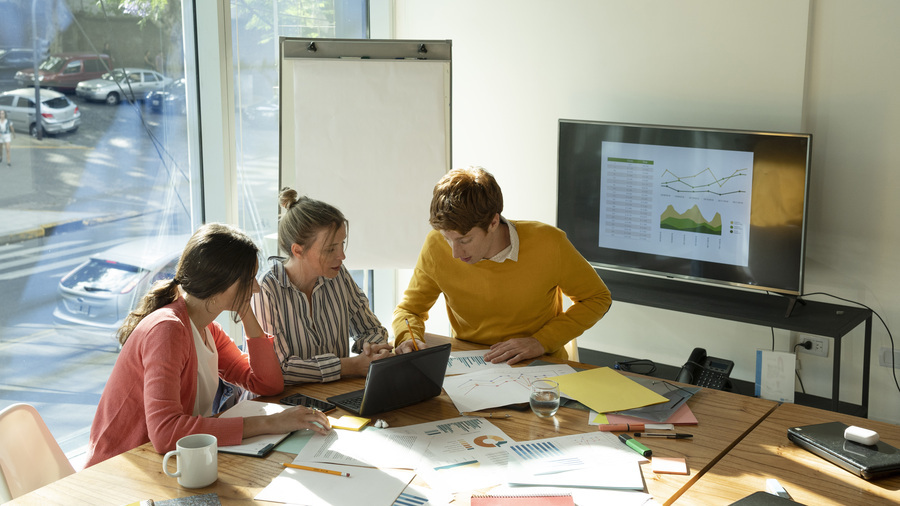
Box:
341, 346, 393, 376
243, 405, 331, 439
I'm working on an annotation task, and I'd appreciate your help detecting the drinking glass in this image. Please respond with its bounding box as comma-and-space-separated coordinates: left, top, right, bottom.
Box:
529, 379, 560, 417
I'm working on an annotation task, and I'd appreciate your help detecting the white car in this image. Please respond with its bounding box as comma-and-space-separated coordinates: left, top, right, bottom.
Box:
54, 235, 189, 330
0, 88, 81, 137
75, 67, 173, 105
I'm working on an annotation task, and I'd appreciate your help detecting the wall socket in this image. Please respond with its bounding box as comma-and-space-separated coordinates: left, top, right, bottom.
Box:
795, 336, 829, 357
879, 347, 900, 369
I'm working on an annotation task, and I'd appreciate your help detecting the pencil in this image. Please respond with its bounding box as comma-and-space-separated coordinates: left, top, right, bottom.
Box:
404, 318, 420, 351
460, 412, 512, 419
282, 462, 351, 477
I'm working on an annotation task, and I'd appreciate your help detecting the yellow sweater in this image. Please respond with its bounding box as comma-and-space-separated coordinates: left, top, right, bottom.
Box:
393, 220, 612, 360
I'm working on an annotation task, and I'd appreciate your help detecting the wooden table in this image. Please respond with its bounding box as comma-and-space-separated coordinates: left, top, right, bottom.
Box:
9, 337, 777, 505
676, 402, 900, 505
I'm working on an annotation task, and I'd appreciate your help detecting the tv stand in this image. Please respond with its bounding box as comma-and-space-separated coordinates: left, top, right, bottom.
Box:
781, 293, 807, 318
599, 269, 873, 416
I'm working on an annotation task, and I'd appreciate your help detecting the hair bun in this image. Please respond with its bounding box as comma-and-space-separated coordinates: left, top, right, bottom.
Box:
279, 187, 299, 209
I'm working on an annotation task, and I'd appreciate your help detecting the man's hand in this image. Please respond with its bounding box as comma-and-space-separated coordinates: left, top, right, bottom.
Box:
484, 337, 545, 365
394, 339, 427, 355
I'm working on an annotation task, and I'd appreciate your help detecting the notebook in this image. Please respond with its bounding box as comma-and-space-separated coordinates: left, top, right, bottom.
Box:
327, 343, 452, 416
787, 421, 900, 480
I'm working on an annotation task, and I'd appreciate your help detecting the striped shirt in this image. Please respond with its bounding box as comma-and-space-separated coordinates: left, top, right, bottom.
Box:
252, 258, 388, 384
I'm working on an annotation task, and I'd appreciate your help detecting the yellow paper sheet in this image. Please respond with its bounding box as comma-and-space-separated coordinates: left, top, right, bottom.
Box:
548, 367, 669, 414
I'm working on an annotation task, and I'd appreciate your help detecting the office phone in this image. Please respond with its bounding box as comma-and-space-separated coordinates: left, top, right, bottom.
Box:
675, 347, 734, 390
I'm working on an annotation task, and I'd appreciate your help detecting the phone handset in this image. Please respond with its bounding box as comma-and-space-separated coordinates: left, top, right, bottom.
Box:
676, 347, 708, 384
676, 347, 734, 390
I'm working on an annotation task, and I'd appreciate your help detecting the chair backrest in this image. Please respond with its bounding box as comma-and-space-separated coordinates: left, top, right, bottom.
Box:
0, 403, 75, 501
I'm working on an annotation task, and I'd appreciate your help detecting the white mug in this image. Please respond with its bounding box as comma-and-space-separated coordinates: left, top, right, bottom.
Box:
162, 434, 218, 488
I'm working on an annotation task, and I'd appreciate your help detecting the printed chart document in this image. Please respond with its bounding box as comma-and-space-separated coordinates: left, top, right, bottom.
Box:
446, 350, 513, 375
442, 364, 577, 413
295, 426, 429, 469
255, 455, 414, 506
217, 400, 290, 457
505, 432, 645, 490
395, 416, 516, 493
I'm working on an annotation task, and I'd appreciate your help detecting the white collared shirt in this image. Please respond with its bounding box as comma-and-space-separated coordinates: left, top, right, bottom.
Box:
487, 217, 519, 263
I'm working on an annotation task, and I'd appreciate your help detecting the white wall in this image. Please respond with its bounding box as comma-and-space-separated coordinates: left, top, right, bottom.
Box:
394, 0, 900, 423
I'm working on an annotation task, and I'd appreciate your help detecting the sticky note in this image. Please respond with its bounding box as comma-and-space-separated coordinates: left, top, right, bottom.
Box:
651, 457, 689, 475
328, 415, 370, 431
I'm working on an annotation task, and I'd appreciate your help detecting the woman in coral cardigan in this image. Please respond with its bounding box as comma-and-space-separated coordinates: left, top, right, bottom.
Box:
85, 223, 331, 467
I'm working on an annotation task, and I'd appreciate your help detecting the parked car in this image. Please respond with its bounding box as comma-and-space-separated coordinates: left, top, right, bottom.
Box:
145, 77, 186, 114
76, 67, 173, 105
0, 48, 40, 88
53, 235, 189, 330
14, 52, 112, 91
0, 88, 81, 137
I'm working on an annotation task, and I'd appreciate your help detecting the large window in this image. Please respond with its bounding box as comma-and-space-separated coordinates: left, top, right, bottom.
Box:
0, 0, 371, 467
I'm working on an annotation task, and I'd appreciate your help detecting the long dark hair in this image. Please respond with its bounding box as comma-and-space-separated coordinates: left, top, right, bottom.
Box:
116, 223, 259, 345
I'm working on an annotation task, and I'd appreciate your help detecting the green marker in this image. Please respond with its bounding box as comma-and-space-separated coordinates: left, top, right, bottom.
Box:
619, 433, 652, 457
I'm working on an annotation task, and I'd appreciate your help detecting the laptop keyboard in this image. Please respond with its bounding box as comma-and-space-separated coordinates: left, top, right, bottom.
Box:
340, 394, 363, 411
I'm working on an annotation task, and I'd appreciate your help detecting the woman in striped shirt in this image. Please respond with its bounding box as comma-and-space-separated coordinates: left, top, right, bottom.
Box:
252, 188, 393, 383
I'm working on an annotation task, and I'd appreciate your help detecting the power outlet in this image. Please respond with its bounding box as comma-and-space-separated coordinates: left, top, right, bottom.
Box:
879, 347, 900, 369
796, 336, 829, 357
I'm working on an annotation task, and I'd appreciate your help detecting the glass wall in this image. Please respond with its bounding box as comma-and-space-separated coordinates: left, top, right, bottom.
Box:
0, 0, 370, 466
0, 1, 198, 462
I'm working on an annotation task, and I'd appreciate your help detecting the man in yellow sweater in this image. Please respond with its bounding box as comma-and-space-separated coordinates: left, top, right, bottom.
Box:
393, 167, 612, 365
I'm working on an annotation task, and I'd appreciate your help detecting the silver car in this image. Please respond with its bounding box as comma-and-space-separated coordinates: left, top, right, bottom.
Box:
76, 67, 173, 105
54, 235, 189, 330
0, 88, 81, 137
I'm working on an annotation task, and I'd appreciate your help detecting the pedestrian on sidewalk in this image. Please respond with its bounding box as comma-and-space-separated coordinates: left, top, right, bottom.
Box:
0, 110, 14, 166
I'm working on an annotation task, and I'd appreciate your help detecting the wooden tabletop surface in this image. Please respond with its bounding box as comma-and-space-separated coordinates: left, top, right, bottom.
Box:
676, 401, 900, 505
9, 336, 780, 505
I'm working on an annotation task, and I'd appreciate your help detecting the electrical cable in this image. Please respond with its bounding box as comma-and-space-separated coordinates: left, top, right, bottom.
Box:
799, 291, 899, 394
614, 359, 657, 376
792, 342, 810, 394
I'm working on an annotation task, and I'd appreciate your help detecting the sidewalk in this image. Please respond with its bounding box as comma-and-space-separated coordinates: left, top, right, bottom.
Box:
0, 135, 137, 245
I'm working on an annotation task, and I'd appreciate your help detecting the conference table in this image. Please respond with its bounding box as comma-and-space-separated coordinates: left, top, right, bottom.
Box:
676, 402, 900, 505
12, 335, 883, 506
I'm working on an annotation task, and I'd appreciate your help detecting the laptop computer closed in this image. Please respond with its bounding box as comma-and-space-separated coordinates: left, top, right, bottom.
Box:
787, 421, 900, 480
327, 343, 452, 416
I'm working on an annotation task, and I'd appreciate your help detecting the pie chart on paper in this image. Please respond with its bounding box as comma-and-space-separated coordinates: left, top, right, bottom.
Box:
474, 435, 508, 447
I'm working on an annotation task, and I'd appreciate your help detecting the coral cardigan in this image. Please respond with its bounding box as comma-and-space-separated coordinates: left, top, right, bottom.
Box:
85, 297, 284, 467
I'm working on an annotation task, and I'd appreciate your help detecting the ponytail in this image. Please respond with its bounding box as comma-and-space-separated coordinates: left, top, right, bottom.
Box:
117, 278, 180, 345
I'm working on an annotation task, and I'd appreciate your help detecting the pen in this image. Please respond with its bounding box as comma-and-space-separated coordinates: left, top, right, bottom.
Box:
460, 412, 512, 418
619, 434, 652, 457
634, 433, 693, 439
599, 423, 647, 432
404, 318, 420, 351
282, 463, 351, 477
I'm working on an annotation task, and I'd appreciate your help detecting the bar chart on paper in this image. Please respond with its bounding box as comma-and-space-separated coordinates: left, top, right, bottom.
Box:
445, 350, 513, 375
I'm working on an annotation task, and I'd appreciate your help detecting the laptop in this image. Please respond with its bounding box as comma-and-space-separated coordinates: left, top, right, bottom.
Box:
327, 343, 452, 416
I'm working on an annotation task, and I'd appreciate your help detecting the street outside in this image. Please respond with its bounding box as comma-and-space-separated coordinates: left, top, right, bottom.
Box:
0, 90, 279, 460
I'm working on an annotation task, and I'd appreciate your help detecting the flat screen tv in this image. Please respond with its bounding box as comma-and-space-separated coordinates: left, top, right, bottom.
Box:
557, 119, 811, 296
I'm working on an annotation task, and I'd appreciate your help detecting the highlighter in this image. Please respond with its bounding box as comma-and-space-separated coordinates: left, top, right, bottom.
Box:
619, 433, 652, 457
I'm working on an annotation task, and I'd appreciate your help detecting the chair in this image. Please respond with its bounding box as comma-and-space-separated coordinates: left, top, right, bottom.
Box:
0, 403, 75, 501
564, 338, 580, 363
